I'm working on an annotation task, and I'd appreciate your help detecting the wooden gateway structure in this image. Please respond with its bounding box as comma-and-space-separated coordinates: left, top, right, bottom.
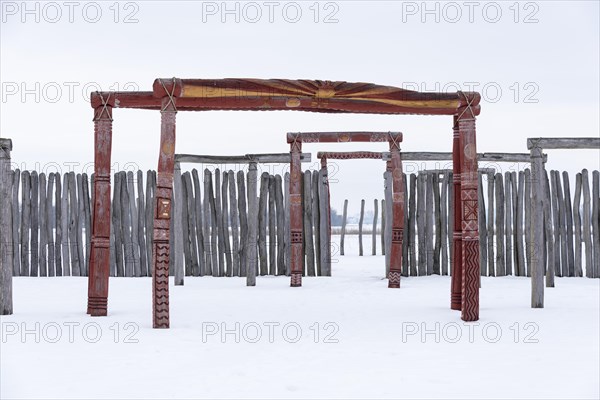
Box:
87, 78, 482, 328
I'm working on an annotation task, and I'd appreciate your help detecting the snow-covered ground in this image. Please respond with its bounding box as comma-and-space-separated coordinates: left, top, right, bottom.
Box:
1, 236, 599, 399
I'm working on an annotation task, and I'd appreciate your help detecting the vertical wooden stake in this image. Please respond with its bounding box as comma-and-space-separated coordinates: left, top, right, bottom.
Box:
529, 141, 544, 308
0, 139, 13, 315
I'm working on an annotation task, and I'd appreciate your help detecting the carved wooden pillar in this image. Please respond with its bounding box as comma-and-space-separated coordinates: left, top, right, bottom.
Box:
152, 80, 179, 328
290, 139, 303, 286
458, 93, 480, 322
388, 134, 404, 288
88, 94, 113, 316
451, 116, 462, 310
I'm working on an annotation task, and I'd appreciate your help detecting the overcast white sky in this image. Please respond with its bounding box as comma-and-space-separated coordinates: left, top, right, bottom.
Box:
1, 0, 599, 214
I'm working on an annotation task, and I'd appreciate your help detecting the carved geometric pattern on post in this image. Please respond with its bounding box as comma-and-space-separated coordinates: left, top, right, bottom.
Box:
157, 198, 171, 219
392, 228, 403, 244
462, 220, 478, 232
369, 132, 388, 142
153, 242, 170, 328
461, 239, 479, 321
291, 230, 303, 244
291, 272, 302, 287
388, 271, 401, 288
461, 188, 477, 201
302, 133, 320, 143
463, 200, 478, 221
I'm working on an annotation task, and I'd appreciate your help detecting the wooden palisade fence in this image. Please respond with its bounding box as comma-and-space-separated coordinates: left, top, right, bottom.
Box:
5, 164, 600, 280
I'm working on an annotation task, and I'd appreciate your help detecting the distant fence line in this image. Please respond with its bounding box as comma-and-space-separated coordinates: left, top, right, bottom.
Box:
341, 169, 600, 279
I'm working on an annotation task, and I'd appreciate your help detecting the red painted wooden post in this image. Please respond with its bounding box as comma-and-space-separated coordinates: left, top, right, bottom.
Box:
458, 92, 480, 322
388, 134, 404, 288
151, 79, 180, 328
451, 116, 462, 310
88, 93, 114, 316
289, 137, 303, 287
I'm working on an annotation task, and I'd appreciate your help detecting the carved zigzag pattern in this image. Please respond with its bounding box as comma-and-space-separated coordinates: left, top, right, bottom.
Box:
388, 271, 401, 288
154, 243, 170, 328
461, 240, 479, 321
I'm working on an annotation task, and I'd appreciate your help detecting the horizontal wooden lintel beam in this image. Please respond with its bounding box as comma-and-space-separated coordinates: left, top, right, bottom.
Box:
175, 153, 311, 164
527, 137, 600, 150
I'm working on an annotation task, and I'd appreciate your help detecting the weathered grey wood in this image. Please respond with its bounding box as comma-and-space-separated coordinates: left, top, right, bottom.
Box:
184, 171, 200, 277
543, 170, 554, 287
511, 171, 519, 275
274, 174, 285, 276
524, 168, 532, 277
529, 146, 545, 308
237, 170, 248, 277
176, 153, 312, 164
416, 173, 426, 275
125, 172, 140, 277
228, 171, 240, 276
573, 173, 583, 277
268, 174, 276, 275
400, 152, 546, 163
550, 171, 564, 277
448, 172, 454, 276
30, 171, 39, 276
54, 172, 63, 276
192, 169, 206, 276
402, 173, 409, 277
408, 174, 417, 276
318, 167, 332, 277
478, 171, 487, 276
136, 170, 148, 277
425, 172, 434, 275
20, 171, 31, 276
383, 170, 392, 276
0, 139, 13, 313
592, 171, 600, 279
169, 174, 175, 276
582, 169, 593, 278
246, 163, 258, 286
433, 172, 441, 275
495, 173, 506, 276
119, 172, 133, 277
284, 172, 291, 276
145, 170, 155, 276
11, 169, 20, 276
486, 170, 495, 277
112, 172, 123, 276
340, 199, 348, 256
358, 199, 365, 257
39, 173, 47, 277
209, 169, 219, 275
302, 171, 315, 276
222, 171, 233, 276
372, 199, 378, 256
46, 173, 55, 277
311, 171, 321, 275
504, 172, 513, 276
258, 172, 270, 276
75, 174, 85, 276
178, 169, 192, 278
440, 171, 449, 275
516, 171, 526, 277
527, 137, 600, 150
215, 169, 225, 277
109, 185, 116, 278
381, 199, 385, 257
67, 172, 80, 276
204, 169, 215, 275
555, 170, 568, 277
82, 174, 92, 276
563, 171, 575, 276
